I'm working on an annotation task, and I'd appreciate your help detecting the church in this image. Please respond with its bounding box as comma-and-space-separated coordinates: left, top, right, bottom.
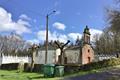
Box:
62, 26, 94, 64
0, 26, 94, 65
35, 26, 94, 65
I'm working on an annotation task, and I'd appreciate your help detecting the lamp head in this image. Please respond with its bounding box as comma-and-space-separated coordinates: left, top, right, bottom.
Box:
53, 10, 56, 13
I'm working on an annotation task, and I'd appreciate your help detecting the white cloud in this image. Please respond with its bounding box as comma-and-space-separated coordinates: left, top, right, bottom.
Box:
17, 19, 31, 27
27, 39, 39, 44
90, 29, 103, 41
0, 7, 31, 34
37, 31, 82, 43
33, 28, 102, 44
53, 22, 66, 30
37, 30, 46, 41
37, 30, 68, 43
58, 34, 68, 42
19, 14, 31, 20
68, 33, 82, 41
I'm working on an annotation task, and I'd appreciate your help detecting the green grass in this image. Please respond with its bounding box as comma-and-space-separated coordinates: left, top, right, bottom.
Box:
0, 69, 99, 80
0, 70, 62, 80
0, 65, 120, 80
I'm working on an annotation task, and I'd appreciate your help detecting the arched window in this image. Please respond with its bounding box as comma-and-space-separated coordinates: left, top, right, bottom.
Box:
88, 49, 90, 53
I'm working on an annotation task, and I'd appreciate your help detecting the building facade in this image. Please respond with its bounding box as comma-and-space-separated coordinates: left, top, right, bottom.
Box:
0, 26, 94, 65
64, 26, 94, 64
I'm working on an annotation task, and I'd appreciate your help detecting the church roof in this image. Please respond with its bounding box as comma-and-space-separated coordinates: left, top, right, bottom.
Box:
38, 45, 57, 50
65, 45, 81, 50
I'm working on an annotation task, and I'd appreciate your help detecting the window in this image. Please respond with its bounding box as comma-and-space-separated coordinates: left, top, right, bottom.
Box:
88, 49, 90, 53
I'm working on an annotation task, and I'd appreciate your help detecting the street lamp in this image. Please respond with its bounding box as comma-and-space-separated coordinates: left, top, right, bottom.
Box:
45, 10, 56, 64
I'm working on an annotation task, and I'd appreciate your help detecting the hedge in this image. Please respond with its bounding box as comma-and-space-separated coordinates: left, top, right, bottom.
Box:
80, 58, 120, 71
64, 58, 120, 74
0, 63, 19, 70
0, 63, 43, 73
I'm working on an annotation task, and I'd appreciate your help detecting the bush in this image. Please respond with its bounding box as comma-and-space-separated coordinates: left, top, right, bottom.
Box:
64, 58, 120, 74
0, 63, 19, 70
81, 58, 120, 71
0, 63, 43, 73
24, 63, 43, 73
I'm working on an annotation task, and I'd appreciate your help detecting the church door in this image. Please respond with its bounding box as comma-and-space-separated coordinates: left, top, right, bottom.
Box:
88, 57, 91, 63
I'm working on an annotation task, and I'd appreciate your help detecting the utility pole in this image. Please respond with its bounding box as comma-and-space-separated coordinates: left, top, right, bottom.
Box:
45, 15, 48, 64
45, 11, 56, 64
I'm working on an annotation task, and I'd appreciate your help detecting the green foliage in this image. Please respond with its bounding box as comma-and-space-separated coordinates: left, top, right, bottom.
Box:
82, 58, 120, 71
0, 63, 19, 70
0, 63, 44, 73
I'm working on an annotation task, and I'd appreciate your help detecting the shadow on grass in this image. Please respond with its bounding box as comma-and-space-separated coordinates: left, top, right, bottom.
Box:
29, 76, 44, 79
29, 76, 58, 80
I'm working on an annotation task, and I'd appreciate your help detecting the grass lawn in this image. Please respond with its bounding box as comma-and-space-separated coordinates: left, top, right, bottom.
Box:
0, 65, 120, 80
0, 70, 62, 80
0, 69, 99, 80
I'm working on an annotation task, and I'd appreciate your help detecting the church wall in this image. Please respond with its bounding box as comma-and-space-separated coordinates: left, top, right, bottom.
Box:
65, 50, 80, 64
82, 44, 94, 64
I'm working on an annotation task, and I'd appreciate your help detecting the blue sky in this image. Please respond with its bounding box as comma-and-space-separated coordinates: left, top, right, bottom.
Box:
0, 0, 114, 43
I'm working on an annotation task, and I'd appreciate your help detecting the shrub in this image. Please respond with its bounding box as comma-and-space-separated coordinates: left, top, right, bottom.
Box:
64, 58, 120, 74
0, 63, 43, 73
81, 58, 120, 71
0, 63, 19, 70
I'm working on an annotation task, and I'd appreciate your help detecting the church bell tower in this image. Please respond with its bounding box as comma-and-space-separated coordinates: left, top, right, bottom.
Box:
83, 25, 91, 44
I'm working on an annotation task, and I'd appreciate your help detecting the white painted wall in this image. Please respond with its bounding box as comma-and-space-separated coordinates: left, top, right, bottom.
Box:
98, 56, 116, 61
0, 49, 82, 64
2, 55, 30, 64
0, 50, 57, 64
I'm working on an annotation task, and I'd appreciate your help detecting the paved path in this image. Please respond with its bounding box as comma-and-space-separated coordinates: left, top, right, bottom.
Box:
64, 68, 120, 80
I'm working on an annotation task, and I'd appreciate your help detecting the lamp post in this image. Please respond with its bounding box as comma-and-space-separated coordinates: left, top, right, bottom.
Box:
45, 11, 56, 64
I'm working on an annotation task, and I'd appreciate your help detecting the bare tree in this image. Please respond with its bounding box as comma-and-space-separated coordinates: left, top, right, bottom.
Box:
29, 44, 39, 72
55, 40, 70, 65
0, 33, 31, 56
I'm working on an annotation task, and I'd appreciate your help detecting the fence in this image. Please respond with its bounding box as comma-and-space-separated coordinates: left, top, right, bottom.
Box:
94, 53, 118, 62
